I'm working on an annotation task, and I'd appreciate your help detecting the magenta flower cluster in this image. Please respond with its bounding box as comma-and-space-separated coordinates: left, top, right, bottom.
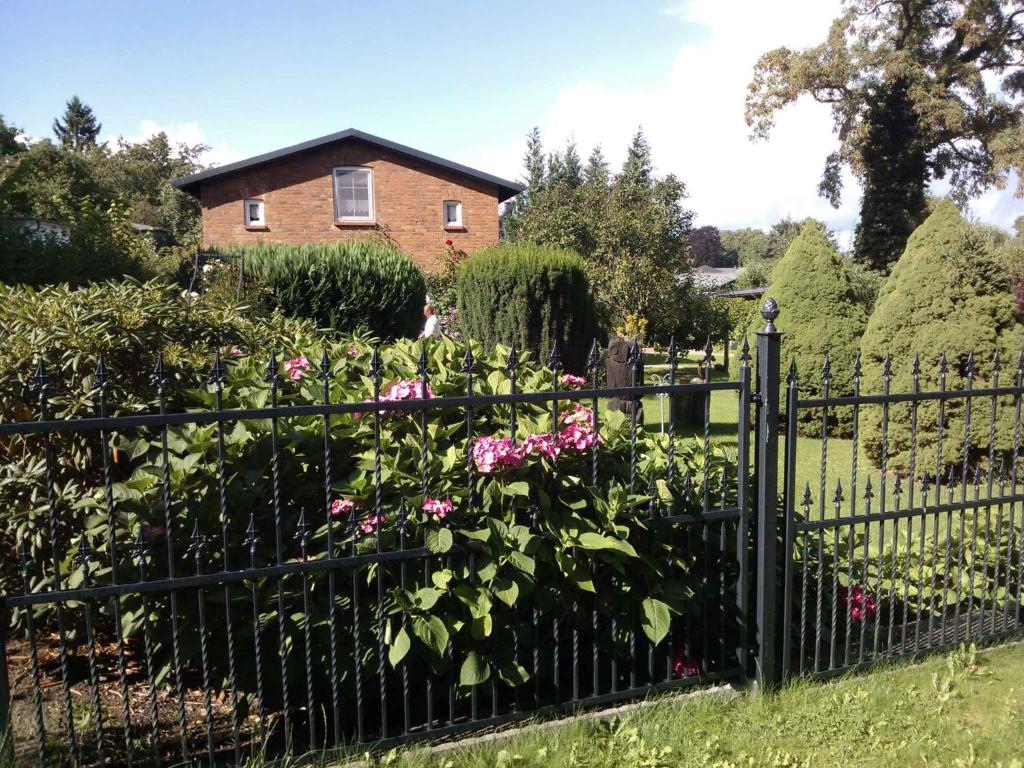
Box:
423, 496, 453, 522
472, 405, 601, 474
284, 355, 311, 381
559, 373, 587, 389
840, 583, 877, 623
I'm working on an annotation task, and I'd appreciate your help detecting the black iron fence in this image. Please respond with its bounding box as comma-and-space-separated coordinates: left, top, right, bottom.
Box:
0, 298, 1022, 767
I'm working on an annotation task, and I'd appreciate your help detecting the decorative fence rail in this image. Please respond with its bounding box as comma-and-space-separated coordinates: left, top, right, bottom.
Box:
0, 299, 1022, 767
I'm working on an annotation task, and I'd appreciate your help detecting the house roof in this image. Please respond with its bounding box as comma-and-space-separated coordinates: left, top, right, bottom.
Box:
170, 128, 526, 202
694, 265, 745, 289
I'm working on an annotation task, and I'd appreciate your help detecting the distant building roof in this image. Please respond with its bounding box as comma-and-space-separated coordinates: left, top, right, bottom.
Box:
694, 266, 744, 289
171, 128, 526, 202
718, 286, 767, 300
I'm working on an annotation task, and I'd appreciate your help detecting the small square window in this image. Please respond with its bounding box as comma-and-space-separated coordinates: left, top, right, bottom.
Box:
333, 167, 375, 222
443, 200, 462, 227
244, 199, 265, 226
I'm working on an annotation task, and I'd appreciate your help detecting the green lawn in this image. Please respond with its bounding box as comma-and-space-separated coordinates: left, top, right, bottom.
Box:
640, 347, 872, 514
385, 641, 1024, 767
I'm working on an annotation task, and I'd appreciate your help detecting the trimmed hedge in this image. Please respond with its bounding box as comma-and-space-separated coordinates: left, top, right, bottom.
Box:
218, 241, 426, 339
456, 245, 602, 373
743, 221, 868, 435
860, 201, 1024, 473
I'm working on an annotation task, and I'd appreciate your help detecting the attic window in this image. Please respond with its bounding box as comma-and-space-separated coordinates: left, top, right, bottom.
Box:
244, 199, 265, 227
443, 200, 462, 228
333, 167, 374, 222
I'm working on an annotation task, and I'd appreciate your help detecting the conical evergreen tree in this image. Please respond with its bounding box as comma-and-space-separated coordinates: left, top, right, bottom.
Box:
584, 145, 608, 187
860, 200, 1024, 473
52, 95, 102, 151
620, 128, 652, 186
747, 220, 868, 435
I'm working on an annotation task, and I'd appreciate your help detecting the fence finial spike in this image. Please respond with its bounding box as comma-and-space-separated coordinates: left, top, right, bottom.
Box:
318, 349, 332, 381
833, 478, 844, 504
209, 346, 227, 387
370, 346, 384, 381
740, 335, 750, 363
151, 352, 169, 393
506, 342, 519, 372
417, 344, 429, 379
1017, 349, 1024, 375
966, 350, 976, 379
893, 474, 903, 497
864, 476, 874, 499
189, 519, 204, 558
912, 352, 920, 377
244, 513, 258, 556
821, 352, 831, 381
703, 336, 714, 364
992, 348, 1002, 374
939, 351, 948, 375
853, 352, 862, 380
787, 357, 798, 384
973, 465, 982, 486
667, 336, 678, 364
265, 348, 280, 385
32, 357, 50, 395
74, 532, 91, 570
801, 482, 812, 509
882, 353, 892, 380
461, 344, 475, 374
19, 535, 34, 574
587, 338, 601, 373
94, 353, 110, 392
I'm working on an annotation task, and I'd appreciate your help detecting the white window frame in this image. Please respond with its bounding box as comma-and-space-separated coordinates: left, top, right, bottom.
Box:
443, 200, 463, 227
332, 166, 375, 222
244, 199, 265, 227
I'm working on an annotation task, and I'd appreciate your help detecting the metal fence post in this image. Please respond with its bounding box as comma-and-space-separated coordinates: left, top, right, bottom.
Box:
755, 298, 782, 689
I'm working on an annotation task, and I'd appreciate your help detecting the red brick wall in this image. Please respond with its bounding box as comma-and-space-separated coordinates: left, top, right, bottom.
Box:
198, 139, 502, 271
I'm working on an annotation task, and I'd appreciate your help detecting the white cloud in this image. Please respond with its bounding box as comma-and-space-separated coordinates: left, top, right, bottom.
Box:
123, 119, 245, 168
466, 0, 1021, 236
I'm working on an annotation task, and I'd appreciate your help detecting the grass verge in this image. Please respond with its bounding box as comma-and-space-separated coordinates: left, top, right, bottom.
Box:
382, 641, 1024, 767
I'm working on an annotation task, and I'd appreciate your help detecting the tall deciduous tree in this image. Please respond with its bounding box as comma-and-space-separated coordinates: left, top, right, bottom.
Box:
52, 95, 102, 152
746, 1, 1024, 272
689, 226, 729, 267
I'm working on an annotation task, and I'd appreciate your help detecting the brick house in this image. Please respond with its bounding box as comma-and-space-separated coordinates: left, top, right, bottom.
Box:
171, 128, 524, 270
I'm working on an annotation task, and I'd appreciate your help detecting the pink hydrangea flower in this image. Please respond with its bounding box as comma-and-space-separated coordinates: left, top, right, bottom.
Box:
557, 422, 600, 452
471, 435, 526, 474
346, 345, 359, 359
383, 379, 434, 401
559, 373, 587, 389
842, 584, 877, 623
561, 403, 595, 428
423, 496, 453, 522
523, 432, 560, 461
359, 514, 386, 536
330, 498, 361, 520
221, 345, 244, 358
671, 648, 701, 679
284, 355, 311, 381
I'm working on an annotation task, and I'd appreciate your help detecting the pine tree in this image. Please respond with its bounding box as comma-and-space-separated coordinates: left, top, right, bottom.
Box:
523, 127, 546, 195
584, 145, 608, 187
620, 128, 652, 186
52, 96, 102, 152
562, 140, 583, 189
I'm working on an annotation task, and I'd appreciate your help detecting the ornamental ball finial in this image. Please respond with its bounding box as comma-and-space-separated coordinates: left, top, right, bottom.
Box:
760, 297, 780, 333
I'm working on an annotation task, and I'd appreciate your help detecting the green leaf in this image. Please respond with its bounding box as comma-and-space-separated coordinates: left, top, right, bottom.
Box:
509, 551, 535, 576
426, 528, 453, 554
411, 615, 449, 659
502, 481, 531, 497
459, 651, 491, 686
414, 587, 443, 610
493, 578, 520, 607
470, 614, 493, 640
577, 532, 638, 556
388, 626, 411, 667
431, 569, 453, 590
640, 597, 671, 645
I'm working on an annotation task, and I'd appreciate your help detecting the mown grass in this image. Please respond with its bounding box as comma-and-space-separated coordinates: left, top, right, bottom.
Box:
640, 347, 872, 513
378, 642, 1024, 767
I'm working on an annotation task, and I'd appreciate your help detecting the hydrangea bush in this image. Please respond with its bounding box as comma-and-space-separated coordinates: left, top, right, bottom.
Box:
3, 332, 738, 711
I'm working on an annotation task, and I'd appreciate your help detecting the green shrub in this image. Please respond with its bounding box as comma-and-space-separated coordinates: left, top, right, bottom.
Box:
457, 244, 602, 372
0, 199, 158, 286
215, 241, 427, 339
741, 221, 868, 434
860, 201, 1024, 473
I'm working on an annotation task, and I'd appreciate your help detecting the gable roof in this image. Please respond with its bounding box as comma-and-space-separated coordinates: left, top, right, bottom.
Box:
171, 128, 525, 202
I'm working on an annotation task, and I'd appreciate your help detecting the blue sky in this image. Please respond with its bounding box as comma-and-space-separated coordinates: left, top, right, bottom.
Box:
2, 0, 1019, 238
